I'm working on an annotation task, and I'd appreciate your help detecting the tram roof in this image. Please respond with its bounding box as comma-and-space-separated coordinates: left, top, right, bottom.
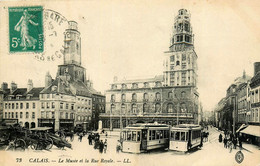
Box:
171, 124, 202, 130
125, 123, 170, 129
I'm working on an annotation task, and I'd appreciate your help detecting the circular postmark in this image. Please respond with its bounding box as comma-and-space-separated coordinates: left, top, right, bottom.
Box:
34, 8, 69, 62
235, 151, 244, 164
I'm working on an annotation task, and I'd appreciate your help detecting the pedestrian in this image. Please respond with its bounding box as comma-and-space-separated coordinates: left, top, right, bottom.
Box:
99, 140, 104, 153
104, 139, 108, 153
116, 140, 121, 153
88, 133, 92, 145
228, 139, 232, 153
105, 132, 108, 138
239, 138, 243, 150
79, 133, 83, 142
224, 137, 227, 148
233, 137, 237, 149
219, 133, 223, 143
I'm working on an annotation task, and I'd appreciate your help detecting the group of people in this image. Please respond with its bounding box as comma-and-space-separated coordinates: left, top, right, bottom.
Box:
87, 132, 108, 153
219, 131, 243, 153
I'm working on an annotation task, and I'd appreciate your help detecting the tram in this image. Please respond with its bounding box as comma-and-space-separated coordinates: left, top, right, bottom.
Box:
121, 123, 170, 153
169, 124, 203, 152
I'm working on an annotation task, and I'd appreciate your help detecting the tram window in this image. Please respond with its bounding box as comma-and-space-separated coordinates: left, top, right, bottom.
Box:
152, 130, 155, 140
175, 132, 180, 141
149, 130, 152, 140
137, 131, 141, 141
181, 132, 185, 141
165, 130, 169, 138
132, 131, 137, 141
127, 131, 132, 141
122, 132, 126, 141
171, 131, 174, 139
156, 130, 160, 139
160, 130, 163, 139
142, 130, 147, 140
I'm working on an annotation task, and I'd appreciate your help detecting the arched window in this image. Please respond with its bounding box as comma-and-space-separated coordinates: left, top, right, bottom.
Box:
143, 93, 148, 100
167, 103, 173, 113
155, 103, 161, 113
176, 61, 180, 66
155, 82, 162, 87
111, 94, 115, 101
143, 103, 149, 113
121, 94, 126, 101
168, 92, 173, 98
111, 104, 115, 113
181, 103, 186, 113
144, 82, 149, 88
181, 91, 186, 98
132, 104, 137, 114
132, 93, 137, 100
155, 92, 161, 99
65, 113, 68, 119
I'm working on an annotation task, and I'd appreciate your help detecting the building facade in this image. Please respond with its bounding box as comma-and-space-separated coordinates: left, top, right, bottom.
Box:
2, 81, 43, 128
100, 9, 199, 130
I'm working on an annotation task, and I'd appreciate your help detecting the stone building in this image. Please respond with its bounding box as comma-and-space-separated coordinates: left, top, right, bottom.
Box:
2, 81, 43, 128
100, 9, 199, 130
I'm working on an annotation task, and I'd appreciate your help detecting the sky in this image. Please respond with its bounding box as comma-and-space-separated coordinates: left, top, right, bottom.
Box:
0, 0, 260, 112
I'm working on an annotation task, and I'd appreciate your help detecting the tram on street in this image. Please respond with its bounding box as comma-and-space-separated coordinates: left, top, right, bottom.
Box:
121, 123, 170, 153
169, 124, 203, 152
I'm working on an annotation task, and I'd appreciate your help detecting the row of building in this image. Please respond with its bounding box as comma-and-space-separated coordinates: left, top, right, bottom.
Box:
214, 62, 260, 145
0, 9, 201, 131
0, 21, 105, 131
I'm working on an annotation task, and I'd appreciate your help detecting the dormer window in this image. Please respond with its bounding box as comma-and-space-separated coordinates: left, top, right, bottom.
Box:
144, 82, 149, 88
122, 84, 127, 89
111, 84, 117, 90
132, 83, 138, 89
155, 82, 162, 87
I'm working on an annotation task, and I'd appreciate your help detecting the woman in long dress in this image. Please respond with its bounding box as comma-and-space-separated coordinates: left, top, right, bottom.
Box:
14, 9, 38, 50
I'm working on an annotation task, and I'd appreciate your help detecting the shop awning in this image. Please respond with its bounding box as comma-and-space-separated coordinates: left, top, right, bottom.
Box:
236, 124, 248, 133
240, 125, 260, 137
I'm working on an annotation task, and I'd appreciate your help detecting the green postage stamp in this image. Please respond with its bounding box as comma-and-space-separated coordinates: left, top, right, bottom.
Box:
9, 6, 44, 52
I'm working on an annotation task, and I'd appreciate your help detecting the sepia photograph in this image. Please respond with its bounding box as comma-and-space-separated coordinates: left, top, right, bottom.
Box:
0, 0, 259, 165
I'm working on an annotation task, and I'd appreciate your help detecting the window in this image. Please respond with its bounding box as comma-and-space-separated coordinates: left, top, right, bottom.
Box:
155, 92, 161, 99
182, 54, 186, 61
144, 82, 149, 88
143, 93, 148, 100
20, 103, 23, 109
121, 94, 126, 101
60, 102, 63, 109
4, 112, 7, 118
20, 112, 23, 118
46, 102, 50, 109
88, 100, 91, 105
111, 104, 115, 113
32, 102, 35, 109
184, 23, 189, 32
5, 103, 7, 109
181, 72, 186, 85
167, 103, 173, 113
41, 111, 44, 118
60, 112, 64, 119
181, 132, 186, 141
170, 55, 175, 62
132, 104, 137, 113
47, 94, 50, 98
25, 103, 29, 109
15, 112, 18, 118
143, 103, 149, 113
11, 112, 14, 118
66, 103, 69, 109
155, 82, 162, 87
32, 112, 35, 119
170, 73, 175, 86
168, 92, 173, 98
132, 131, 137, 141
132, 93, 137, 100
26, 112, 29, 118
65, 113, 68, 119
52, 102, 55, 109
8, 112, 10, 118
181, 91, 186, 98
111, 94, 115, 101
170, 64, 174, 70
175, 132, 180, 140
70, 113, 74, 119
12, 103, 14, 109
52, 112, 55, 118
46, 112, 49, 118
15, 103, 18, 109
122, 84, 127, 89
71, 104, 74, 110
155, 103, 161, 113
176, 61, 180, 66
182, 62, 186, 69
41, 102, 44, 109
132, 83, 138, 89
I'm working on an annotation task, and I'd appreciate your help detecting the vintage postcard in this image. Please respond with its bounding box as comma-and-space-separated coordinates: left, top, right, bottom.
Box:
0, 0, 260, 166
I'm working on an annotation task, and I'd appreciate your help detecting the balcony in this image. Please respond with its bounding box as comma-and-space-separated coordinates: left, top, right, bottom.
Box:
143, 99, 149, 102
155, 98, 161, 102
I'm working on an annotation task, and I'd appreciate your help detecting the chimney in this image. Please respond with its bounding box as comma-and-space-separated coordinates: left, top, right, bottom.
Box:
254, 62, 260, 76
1, 82, 8, 91
10, 81, 17, 94
27, 79, 33, 92
45, 72, 52, 87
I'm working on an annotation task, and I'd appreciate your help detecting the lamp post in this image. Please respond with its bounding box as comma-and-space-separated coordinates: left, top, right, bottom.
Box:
172, 89, 180, 126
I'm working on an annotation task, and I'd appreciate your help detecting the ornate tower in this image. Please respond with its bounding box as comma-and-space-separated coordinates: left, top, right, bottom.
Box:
57, 21, 86, 82
64, 21, 81, 65
164, 9, 198, 87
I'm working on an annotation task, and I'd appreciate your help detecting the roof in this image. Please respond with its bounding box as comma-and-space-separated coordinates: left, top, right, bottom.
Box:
27, 87, 44, 97
250, 71, 260, 88
113, 75, 164, 84
240, 125, 260, 137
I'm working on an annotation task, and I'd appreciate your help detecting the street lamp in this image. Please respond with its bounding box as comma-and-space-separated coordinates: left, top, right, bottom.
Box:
172, 89, 180, 126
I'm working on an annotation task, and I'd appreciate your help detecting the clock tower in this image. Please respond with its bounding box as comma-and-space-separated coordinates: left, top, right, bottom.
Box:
57, 21, 86, 82
164, 9, 198, 87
